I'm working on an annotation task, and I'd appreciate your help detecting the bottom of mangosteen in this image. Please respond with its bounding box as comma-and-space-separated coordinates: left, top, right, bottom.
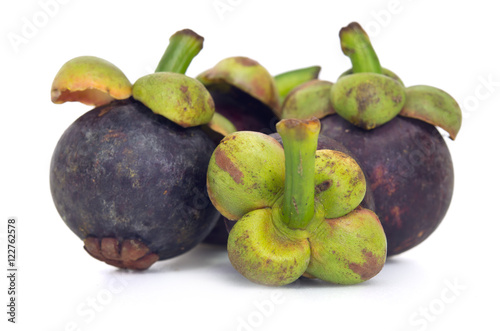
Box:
84, 237, 159, 270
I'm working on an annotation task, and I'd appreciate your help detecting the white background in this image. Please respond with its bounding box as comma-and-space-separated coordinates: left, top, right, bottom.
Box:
1, 1, 499, 330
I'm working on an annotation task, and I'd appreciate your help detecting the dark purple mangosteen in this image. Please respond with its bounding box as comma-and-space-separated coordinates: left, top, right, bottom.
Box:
50, 30, 220, 269
280, 23, 461, 256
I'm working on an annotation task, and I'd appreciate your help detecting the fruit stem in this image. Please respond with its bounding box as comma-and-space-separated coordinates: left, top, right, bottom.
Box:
276, 118, 320, 229
339, 22, 382, 74
274, 66, 321, 105
155, 29, 204, 74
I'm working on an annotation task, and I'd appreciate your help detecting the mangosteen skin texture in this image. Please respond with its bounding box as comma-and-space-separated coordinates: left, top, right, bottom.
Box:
320, 114, 454, 256
50, 98, 219, 261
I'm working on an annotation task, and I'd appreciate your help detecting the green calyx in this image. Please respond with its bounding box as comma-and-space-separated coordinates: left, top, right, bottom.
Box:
197, 56, 281, 116
331, 72, 406, 130
51, 56, 132, 106
51, 29, 214, 128
281, 80, 335, 120
280, 22, 462, 139
333, 22, 462, 137
400, 85, 462, 140
207, 118, 387, 286
274, 66, 321, 107
132, 29, 214, 127
132, 72, 214, 128
332, 22, 405, 129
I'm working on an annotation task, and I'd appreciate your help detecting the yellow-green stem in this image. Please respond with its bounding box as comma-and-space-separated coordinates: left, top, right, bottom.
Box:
155, 29, 204, 74
276, 118, 320, 229
340, 22, 382, 74
274, 66, 321, 105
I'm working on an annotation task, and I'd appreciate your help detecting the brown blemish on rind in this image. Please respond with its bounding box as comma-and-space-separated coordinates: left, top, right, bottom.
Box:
235, 57, 258, 66
390, 206, 404, 229
83, 237, 159, 270
370, 164, 396, 196
214, 148, 244, 184
348, 249, 384, 281
315, 179, 333, 193
102, 130, 126, 143
355, 82, 380, 113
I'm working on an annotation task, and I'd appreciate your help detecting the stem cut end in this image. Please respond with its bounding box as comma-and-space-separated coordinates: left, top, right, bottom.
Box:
339, 22, 382, 74
155, 29, 204, 74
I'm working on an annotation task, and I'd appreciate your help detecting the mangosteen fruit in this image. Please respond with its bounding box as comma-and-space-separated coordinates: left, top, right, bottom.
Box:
206, 118, 386, 286
280, 22, 462, 256
50, 29, 220, 270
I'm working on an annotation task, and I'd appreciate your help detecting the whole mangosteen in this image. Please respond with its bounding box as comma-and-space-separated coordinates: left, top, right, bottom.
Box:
50, 29, 220, 270
280, 23, 462, 256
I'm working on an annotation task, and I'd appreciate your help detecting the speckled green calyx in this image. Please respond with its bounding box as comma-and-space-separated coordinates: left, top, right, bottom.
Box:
281, 80, 335, 120
207, 131, 285, 220
207, 118, 387, 286
197, 56, 281, 115
306, 207, 387, 284
331, 22, 462, 137
131, 29, 215, 127
51, 56, 132, 106
132, 73, 214, 128
274, 66, 321, 106
227, 207, 311, 286
331, 22, 406, 129
51, 29, 215, 128
400, 85, 462, 140
331, 73, 406, 130
339, 67, 404, 86
314, 149, 366, 219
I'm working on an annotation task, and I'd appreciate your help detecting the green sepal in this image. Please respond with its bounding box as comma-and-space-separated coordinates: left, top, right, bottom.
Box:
274, 66, 321, 106
331, 73, 406, 130
132, 72, 215, 128
400, 85, 462, 140
306, 207, 387, 284
227, 207, 310, 286
281, 80, 335, 120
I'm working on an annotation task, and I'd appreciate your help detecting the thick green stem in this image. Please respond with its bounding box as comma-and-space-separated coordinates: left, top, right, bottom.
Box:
274, 66, 321, 105
276, 118, 320, 229
155, 29, 204, 74
339, 22, 382, 74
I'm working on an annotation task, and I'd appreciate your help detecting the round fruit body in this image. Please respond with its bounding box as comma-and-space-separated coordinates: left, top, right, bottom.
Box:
320, 115, 454, 256
50, 98, 219, 262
